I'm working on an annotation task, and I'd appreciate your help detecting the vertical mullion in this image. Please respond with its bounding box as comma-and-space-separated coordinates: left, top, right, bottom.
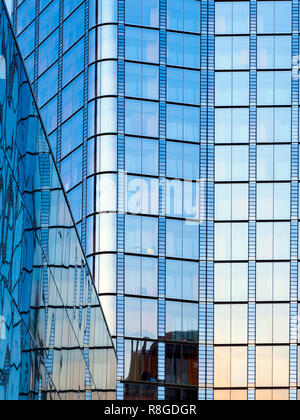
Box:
248, 0, 257, 401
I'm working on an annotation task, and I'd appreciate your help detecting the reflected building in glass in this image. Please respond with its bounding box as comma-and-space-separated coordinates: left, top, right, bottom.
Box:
13, 0, 300, 400
0, 0, 116, 400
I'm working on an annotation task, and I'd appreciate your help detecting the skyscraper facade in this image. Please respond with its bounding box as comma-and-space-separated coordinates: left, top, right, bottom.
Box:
13, 0, 300, 401
0, 0, 116, 400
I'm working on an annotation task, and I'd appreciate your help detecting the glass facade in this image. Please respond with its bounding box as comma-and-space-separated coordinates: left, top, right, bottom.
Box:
12, 0, 300, 401
0, 0, 116, 400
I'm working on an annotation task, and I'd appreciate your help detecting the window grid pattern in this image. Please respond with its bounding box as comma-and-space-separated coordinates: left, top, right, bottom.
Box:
14, 0, 300, 401
14, 0, 118, 398
0, 0, 116, 399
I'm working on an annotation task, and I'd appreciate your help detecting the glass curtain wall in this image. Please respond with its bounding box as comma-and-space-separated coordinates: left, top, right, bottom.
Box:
0, 0, 116, 400
13, 0, 300, 401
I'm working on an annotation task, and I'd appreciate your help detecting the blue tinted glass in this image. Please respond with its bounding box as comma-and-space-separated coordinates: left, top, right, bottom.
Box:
125, 137, 142, 173
62, 74, 84, 121
126, 27, 142, 61
61, 147, 83, 191
39, 30, 59, 75
63, 4, 85, 51
143, 0, 159, 27
166, 260, 182, 299
184, 0, 201, 33
167, 68, 183, 103
167, 32, 183, 67
17, 0, 35, 33
38, 63, 58, 105
125, 0, 142, 25
167, 0, 183, 31
17, 22, 35, 58
63, 38, 84, 86
39, 0, 59, 42
184, 34, 200, 68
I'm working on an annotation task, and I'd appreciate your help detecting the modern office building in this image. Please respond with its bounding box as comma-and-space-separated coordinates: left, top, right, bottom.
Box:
0, 0, 116, 400
12, 0, 300, 400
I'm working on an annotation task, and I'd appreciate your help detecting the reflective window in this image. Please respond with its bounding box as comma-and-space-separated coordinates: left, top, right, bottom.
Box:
124, 339, 158, 384
215, 36, 249, 70
215, 263, 248, 302
256, 263, 290, 302
17, 0, 35, 34
167, 32, 201, 69
214, 347, 248, 388
167, 0, 201, 33
257, 222, 290, 260
38, 63, 58, 106
215, 146, 249, 182
257, 108, 291, 143
257, 145, 291, 181
64, 0, 83, 17
165, 343, 198, 386
87, 135, 117, 175
215, 2, 250, 34
125, 0, 159, 27
256, 346, 289, 387
215, 223, 249, 261
125, 297, 157, 339
126, 27, 159, 63
17, 22, 35, 59
215, 72, 249, 106
125, 137, 159, 176
215, 184, 249, 221
166, 219, 199, 260
63, 38, 84, 86
215, 108, 249, 144
61, 110, 83, 158
126, 63, 159, 100
61, 147, 82, 191
167, 68, 200, 105
125, 99, 159, 138
166, 302, 198, 343
125, 256, 158, 297
63, 4, 85, 52
62, 74, 84, 121
166, 179, 200, 220
97, 25, 118, 59
257, 71, 291, 106
126, 175, 159, 215
124, 383, 157, 400
166, 260, 199, 301
257, 1, 292, 34
215, 304, 248, 344
257, 36, 291, 69
167, 104, 200, 142
125, 215, 158, 255
257, 183, 290, 220
256, 304, 290, 343
39, 0, 59, 42
167, 142, 199, 180
38, 30, 59, 75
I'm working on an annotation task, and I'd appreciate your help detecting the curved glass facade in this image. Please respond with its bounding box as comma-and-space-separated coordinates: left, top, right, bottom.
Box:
13, 0, 300, 401
0, 0, 116, 400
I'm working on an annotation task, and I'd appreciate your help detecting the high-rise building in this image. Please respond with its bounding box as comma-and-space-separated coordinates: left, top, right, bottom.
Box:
0, 0, 116, 400
12, 0, 299, 401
